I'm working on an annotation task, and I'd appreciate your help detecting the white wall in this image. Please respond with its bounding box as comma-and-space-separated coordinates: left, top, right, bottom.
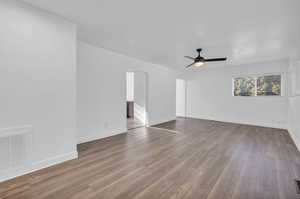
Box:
185, 59, 289, 129
289, 97, 300, 149
77, 41, 176, 143
176, 79, 186, 117
288, 59, 300, 150
0, 0, 77, 181
134, 72, 146, 124
126, 72, 134, 101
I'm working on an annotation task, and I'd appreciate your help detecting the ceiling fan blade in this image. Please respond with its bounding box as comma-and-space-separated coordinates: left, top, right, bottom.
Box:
184, 56, 196, 60
204, 58, 227, 62
185, 63, 195, 68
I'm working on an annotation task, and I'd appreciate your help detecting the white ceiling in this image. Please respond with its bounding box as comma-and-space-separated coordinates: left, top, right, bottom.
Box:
22, 0, 300, 70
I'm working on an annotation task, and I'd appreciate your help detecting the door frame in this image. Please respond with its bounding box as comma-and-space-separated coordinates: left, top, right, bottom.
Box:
126, 71, 149, 128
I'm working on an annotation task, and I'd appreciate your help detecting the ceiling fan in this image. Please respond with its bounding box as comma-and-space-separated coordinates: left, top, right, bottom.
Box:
184, 48, 227, 68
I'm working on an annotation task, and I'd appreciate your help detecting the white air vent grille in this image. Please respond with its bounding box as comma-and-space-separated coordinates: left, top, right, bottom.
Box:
0, 137, 10, 171
0, 126, 32, 177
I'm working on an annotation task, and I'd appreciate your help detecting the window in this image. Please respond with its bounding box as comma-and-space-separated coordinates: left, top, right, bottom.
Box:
233, 75, 281, 96
233, 77, 256, 96
256, 75, 281, 96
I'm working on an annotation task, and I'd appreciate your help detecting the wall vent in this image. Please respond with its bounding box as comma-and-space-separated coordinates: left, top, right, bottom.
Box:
0, 126, 33, 179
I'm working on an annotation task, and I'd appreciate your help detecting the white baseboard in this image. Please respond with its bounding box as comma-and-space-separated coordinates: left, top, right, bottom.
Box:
288, 129, 300, 152
0, 151, 78, 183
32, 151, 78, 170
78, 118, 177, 145
78, 128, 126, 144
148, 117, 176, 126
186, 115, 287, 130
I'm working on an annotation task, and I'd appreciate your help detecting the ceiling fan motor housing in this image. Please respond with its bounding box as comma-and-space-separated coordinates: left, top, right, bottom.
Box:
196, 49, 204, 61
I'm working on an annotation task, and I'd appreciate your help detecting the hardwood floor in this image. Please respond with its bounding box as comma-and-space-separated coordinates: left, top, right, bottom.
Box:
127, 117, 144, 130
1, 117, 300, 199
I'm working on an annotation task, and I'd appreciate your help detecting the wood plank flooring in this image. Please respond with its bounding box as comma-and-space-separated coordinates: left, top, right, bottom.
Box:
127, 118, 144, 130
1, 117, 300, 199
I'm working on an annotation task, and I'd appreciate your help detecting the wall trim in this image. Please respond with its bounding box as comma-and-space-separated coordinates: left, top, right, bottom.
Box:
0, 151, 78, 183
78, 117, 176, 145
186, 115, 287, 130
148, 117, 176, 127
148, 118, 176, 127
77, 128, 126, 144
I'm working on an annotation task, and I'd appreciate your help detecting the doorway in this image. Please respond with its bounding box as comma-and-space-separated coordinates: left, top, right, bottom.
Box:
176, 79, 187, 117
126, 71, 148, 130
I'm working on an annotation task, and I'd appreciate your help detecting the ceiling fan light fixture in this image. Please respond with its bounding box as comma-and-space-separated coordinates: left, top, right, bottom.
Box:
194, 61, 204, 67
184, 48, 227, 68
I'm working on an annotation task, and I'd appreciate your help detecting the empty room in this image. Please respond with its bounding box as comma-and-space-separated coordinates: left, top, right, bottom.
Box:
0, 0, 300, 198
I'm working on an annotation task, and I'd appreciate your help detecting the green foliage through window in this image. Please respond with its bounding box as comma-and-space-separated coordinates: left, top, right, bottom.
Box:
233, 75, 281, 96
234, 77, 256, 96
